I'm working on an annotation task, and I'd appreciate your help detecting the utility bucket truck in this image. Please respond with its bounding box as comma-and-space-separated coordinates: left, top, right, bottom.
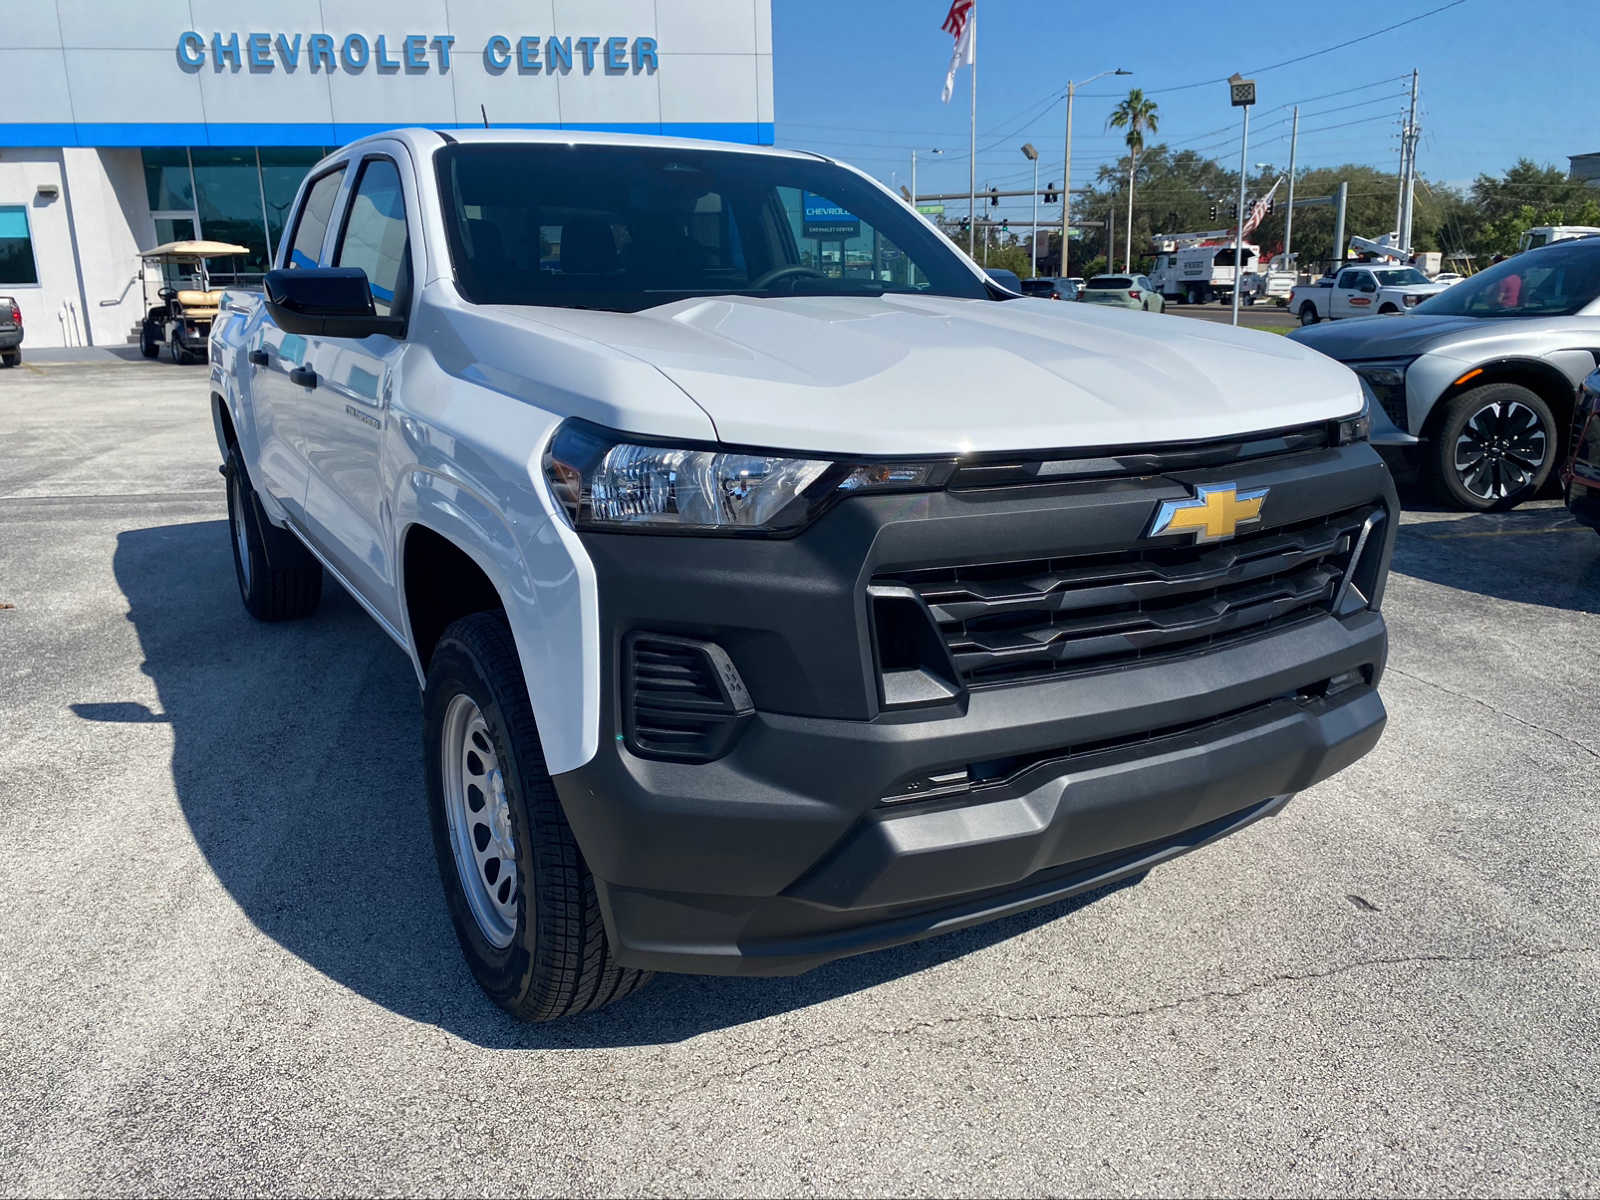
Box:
1147, 231, 1260, 305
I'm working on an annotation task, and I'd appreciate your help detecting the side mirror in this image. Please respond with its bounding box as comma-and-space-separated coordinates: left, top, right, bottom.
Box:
1360, 281, 1377, 294
263, 268, 405, 338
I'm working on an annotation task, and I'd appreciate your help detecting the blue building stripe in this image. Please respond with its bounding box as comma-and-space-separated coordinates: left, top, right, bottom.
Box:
0, 121, 775, 148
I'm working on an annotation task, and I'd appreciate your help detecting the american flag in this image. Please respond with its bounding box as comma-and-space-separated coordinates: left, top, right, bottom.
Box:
941, 0, 975, 103
1240, 177, 1282, 239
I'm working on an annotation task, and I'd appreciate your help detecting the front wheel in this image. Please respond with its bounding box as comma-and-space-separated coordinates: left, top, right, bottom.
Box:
425, 613, 651, 1021
1379, 303, 1400, 315
140, 322, 160, 358
1298, 303, 1319, 326
1430, 383, 1557, 511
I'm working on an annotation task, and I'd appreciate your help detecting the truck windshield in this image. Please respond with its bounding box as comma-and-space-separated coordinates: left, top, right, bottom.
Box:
1412, 240, 1600, 318
1373, 268, 1430, 286
433, 143, 990, 312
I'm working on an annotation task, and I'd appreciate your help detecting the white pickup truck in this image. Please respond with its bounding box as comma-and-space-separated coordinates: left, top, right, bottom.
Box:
210, 128, 1396, 1020
1290, 263, 1449, 325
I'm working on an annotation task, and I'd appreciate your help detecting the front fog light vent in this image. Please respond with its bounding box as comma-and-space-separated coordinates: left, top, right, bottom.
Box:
623, 633, 753, 762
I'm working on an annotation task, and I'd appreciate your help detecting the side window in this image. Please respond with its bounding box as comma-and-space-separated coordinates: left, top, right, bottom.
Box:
286, 168, 345, 269
0, 205, 40, 285
334, 158, 412, 319
1336, 269, 1361, 289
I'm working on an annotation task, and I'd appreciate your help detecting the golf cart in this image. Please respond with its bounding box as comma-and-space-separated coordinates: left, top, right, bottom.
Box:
137, 240, 249, 364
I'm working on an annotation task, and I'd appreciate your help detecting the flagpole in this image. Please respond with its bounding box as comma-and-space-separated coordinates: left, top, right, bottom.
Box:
967, 0, 977, 257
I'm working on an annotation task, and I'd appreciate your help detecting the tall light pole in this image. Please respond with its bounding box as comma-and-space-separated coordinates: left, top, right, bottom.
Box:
910, 147, 943, 213
1021, 142, 1039, 278
1283, 106, 1299, 272
1228, 73, 1256, 328
1061, 67, 1130, 278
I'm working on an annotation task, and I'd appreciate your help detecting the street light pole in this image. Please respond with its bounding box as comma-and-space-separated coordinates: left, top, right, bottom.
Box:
1228, 73, 1256, 328
1283, 105, 1299, 271
1022, 143, 1039, 278
1060, 67, 1128, 279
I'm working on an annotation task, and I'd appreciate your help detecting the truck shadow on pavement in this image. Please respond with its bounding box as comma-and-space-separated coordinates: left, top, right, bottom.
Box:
1388, 504, 1600, 613
110, 520, 1135, 1049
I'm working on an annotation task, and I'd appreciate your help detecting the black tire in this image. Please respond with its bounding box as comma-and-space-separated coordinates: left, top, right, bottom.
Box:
1429, 383, 1557, 512
225, 445, 322, 620
0, 350, 18, 368
140, 322, 160, 358
1298, 303, 1319, 326
1379, 303, 1399, 314
424, 612, 651, 1021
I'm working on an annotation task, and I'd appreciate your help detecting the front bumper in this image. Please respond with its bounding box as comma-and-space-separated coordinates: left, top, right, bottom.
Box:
552, 444, 1396, 975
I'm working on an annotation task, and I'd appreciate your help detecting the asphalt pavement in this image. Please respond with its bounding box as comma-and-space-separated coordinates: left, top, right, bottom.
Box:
1, 357, 1597, 1197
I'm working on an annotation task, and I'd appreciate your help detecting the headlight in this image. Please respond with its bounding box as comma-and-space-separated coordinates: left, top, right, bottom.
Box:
1336, 387, 1373, 445
1349, 358, 1413, 390
543, 420, 955, 535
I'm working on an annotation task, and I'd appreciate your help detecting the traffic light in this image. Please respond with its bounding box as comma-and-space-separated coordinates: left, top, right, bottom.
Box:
1230, 201, 1239, 218
1044, 181, 1058, 203
960, 216, 970, 232
1209, 203, 1217, 220
1266, 198, 1275, 216
989, 187, 999, 208
1001, 217, 1009, 232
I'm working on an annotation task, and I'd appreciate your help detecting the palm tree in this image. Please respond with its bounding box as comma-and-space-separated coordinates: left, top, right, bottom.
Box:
1108, 89, 1159, 273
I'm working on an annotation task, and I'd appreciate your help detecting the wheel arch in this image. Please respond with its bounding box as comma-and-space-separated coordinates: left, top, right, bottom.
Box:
1419, 356, 1576, 447
211, 390, 237, 460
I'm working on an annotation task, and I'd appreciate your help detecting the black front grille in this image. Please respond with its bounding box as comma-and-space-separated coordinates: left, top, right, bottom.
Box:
875, 506, 1377, 688
623, 633, 752, 761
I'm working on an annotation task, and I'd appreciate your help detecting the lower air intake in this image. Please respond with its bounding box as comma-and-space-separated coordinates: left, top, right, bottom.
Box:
623, 633, 753, 762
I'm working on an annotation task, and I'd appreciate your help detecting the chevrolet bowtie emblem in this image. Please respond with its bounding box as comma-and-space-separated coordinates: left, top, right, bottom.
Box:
1147, 482, 1269, 543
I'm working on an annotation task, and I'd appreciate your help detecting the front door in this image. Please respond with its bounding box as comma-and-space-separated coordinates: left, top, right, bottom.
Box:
296, 154, 414, 632
248, 166, 349, 524
1334, 268, 1376, 317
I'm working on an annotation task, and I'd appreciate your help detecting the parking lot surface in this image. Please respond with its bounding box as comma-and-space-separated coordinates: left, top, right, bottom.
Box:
2, 358, 1598, 1197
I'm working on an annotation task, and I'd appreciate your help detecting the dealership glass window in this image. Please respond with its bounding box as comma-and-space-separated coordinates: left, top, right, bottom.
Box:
0, 206, 40, 285
334, 159, 411, 317
260, 148, 327, 265
190, 147, 269, 274
143, 147, 194, 212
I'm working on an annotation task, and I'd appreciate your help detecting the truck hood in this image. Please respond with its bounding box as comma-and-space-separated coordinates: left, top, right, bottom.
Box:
509, 294, 1363, 455
1289, 313, 1488, 361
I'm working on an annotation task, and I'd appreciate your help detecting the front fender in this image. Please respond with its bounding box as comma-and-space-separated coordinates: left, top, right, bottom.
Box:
392, 453, 601, 778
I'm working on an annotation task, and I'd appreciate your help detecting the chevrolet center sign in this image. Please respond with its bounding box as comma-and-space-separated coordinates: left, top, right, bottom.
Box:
174, 32, 662, 76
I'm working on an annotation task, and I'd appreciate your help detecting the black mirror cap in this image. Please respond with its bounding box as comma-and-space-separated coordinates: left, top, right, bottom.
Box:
262, 267, 405, 339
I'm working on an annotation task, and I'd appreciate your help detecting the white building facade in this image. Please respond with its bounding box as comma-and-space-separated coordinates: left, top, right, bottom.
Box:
0, 1, 775, 348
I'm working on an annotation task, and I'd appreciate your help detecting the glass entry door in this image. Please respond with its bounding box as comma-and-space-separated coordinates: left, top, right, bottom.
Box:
151, 212, 197, 245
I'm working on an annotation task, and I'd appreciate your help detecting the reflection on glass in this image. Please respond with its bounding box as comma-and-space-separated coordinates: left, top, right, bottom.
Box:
190, 147, 268, 275
143, 147, 193, 211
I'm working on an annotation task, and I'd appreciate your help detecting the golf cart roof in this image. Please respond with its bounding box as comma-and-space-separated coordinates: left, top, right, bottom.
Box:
139, 240, 250, 260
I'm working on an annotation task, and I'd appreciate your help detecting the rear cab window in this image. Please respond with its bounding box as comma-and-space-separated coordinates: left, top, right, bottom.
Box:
285, 168, 347, 269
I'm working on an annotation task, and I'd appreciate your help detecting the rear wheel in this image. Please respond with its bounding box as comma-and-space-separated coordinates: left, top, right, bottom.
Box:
1430, 383, 1556, 511
0, 350, 18, 368
424, 612, 651, 1021
1298, 303, 1319, 326
225, 446, 322, 620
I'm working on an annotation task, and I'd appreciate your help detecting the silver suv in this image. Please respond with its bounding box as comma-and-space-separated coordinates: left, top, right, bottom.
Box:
1290, 238, 1600, 510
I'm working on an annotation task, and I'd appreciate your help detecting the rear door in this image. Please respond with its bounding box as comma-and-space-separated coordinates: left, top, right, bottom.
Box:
249, 164, 350, 522
295, 151, 416, 630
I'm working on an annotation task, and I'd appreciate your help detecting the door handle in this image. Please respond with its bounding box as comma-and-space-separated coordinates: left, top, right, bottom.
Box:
247, 348, 268, 366
289, 365, 318, 389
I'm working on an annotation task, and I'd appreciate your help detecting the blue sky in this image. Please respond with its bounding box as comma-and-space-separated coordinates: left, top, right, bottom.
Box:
770, 0, 1595, 222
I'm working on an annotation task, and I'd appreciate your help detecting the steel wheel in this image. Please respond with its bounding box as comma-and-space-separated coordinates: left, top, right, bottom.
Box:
440, 693, 520, 949
1452, 398, 1548, 502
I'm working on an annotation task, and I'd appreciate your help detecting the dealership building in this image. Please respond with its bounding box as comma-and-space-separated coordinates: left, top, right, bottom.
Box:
0, 1, 775, 348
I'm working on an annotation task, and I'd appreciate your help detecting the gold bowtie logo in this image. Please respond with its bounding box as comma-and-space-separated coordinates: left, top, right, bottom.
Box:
1148, 482, 1269, 543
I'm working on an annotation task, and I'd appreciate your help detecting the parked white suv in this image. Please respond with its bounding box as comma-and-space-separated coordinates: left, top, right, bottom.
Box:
209, 128, 1395, 1020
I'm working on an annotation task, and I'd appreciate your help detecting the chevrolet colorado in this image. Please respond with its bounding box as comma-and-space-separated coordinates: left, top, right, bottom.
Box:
209, 128, 1395, 1021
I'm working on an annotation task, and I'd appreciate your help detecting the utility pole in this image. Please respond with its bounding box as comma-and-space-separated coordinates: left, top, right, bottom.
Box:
1332, 180, 1349, 272
911, 150, 917, 212
1399, 69, 1420, 254
1283, 105, 1299, 271
1061, 68, 1130, 280
967, 3, 978, 256
1229, 74, 1256, 328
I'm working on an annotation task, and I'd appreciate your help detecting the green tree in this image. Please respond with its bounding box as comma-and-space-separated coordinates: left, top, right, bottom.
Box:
1107, 89, 1159, 273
